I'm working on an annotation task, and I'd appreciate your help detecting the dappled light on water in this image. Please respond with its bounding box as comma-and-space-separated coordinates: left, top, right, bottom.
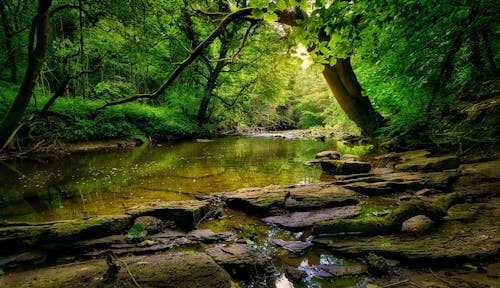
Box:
0, 136, 371, 222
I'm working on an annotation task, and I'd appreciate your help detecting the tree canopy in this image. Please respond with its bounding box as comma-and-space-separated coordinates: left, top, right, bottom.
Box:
0, 0, 498, 150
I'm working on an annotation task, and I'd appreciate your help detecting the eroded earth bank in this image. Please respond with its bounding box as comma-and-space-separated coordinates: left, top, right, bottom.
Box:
0, 149, 499, 287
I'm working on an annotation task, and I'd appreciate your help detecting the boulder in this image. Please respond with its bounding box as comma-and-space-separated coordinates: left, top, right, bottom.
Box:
285, 185, 359, 210
206, 243, 275, 281
395, 155, 460, 172
401, 215, 434, 233
315, 150, 340, 160
263, 205, 362, 231
320, 160, 371, 175
126, 200, 210, 230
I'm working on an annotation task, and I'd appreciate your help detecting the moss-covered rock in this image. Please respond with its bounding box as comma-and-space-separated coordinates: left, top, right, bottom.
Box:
285, 185, 359, 210
46, 214, 131, 242
313, 202, 500, 265
320, 160, 372, 175
263, 205, 362, 231
223, 185, 289, 215
126, 200, 210, 230
0, 214, 131, 252
0, 252, 233, 288
206, 243, 275, 281
395, 155, 460, 172
315, 150, 340, 160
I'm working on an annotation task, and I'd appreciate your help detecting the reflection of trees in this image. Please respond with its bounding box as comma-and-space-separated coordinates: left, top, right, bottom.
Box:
1, 137, 372, 221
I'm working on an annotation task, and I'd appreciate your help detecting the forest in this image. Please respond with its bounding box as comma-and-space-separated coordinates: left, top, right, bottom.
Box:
0, 0, 496, 151
0, 0, 499, 288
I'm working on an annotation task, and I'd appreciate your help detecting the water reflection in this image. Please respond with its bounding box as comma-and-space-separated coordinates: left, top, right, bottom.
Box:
0, 136, 371, 222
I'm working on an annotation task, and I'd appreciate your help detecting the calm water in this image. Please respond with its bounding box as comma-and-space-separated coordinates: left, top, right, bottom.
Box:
0, 136, 370, 222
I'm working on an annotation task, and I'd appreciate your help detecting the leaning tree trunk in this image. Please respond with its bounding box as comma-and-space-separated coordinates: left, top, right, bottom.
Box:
0, 0, 52, 149
322, 58, 384, 138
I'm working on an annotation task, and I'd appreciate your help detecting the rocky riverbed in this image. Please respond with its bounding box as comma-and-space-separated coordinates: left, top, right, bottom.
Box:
0, 149, 499, 287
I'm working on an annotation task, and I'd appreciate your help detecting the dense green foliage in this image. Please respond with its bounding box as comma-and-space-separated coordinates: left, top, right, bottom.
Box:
0, 0, 498, 149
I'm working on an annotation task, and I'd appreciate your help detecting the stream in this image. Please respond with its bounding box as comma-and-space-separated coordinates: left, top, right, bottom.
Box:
0, 135, 373, 287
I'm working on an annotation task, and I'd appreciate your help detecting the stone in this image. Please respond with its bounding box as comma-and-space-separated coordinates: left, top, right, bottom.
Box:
125, 223, 148, 243
315, 150, 340, 160
365, 253, 390, 275
263, 205, 362, 231
285, 266, 307, 283
395, 155, 460, 172
372, 168, 394, 175
126, 200, 210, 230
188, 229, 235, 243
223, 185, 288, 215
312, 203, 500, 264
133, 216, 164, 233
341, 154, 360, 161
46, 214, 132, 242
376, 150, 431, 161
285, 185, 359, 210
273, 239, 313, 254
206, 243, 275, 281
458, 160, 500, 180
401, 215, 434, 233
0, 251, 46, 269
0, 252, 233, 288
317, 264, 368, 277
320, 160, 371, 175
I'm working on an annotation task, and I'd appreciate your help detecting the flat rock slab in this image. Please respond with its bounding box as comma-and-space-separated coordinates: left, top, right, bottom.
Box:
313, 202, 500, 265
376, 150, 431, 161
320, 160, 371, 175
0, 252, 232, 288
126, 200, 210, 229
223, 184, 360, 215
395, 155, 460, 172
273, 239, 313, 254
206, 243, 275, 281
285, 185, 359, 210
458, 160, 500, 180
0, 214, 131, 253
263, 205, 362, 231
313, 264, 368, 278
223, 185, 289, 214
338, 171, 459, 195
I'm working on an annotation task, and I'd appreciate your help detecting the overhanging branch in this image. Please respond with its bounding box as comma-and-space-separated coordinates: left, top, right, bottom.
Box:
97, 7, 254, 110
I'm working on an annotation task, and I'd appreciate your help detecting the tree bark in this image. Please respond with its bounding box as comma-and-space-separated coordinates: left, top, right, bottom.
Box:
0, 1, 18, 83
0, 0, 52, 149
276, 9, 384, 137
321, 58, 384, 137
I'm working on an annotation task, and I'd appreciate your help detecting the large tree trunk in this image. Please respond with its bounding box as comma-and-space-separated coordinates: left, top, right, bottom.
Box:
321, 58, 384, 137
0, 0, 52, 149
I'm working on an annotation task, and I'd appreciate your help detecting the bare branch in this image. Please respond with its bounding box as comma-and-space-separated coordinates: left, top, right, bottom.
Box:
97, 7, 254, 110
210, 21, 256, 62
